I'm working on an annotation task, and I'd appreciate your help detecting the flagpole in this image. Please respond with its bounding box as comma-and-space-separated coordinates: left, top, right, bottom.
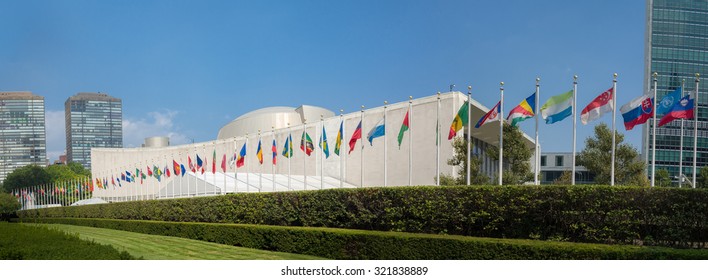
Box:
409, 96, 413, 186
651, 72, 657, 187
680, 80, 685, 188
272, 127, 276, 191
303, 122, 307, 191
288, 124, 292, 190
384, 101, 388, 187
246, 134, 250, 192
320, 115, 325, 189
499, 82, 504, 186
340, 110, 345, 188
436, 93, 440, 186
572, 75, 577, 185
259, 130, 263, 191
466, 87, 471, 186
693, 73, 700, 189
361, 106, 365, 188
535, 78, 541, 185
612, 73, 618, 186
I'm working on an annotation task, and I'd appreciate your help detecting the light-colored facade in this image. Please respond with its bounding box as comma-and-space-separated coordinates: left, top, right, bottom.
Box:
143, 136, 170, 148
0, 91, 47, 184
90, 92, 535, 201
65, 93, 122, 170
539, 152, 593, 184
644, 0, 708, 181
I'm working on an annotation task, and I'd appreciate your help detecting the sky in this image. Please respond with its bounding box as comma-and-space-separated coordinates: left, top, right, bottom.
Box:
0, 0, 647, 162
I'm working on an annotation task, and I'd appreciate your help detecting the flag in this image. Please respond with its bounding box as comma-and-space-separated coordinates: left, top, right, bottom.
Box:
116, 177, 121, 187
112, 176, 116, 186
272, 139, 277, 165
221, 153, 227, 171
180, 164, 186, 177
283, 134, 293, 158
397, 110, 410, 148
212, 150, 216, 174
196, 155, 203, 169
541, 90, 573, 124
581, 88, 613, 125
188, 156, 195, 172
656, 87, 682, 116
658, 96, 694, 127
237, 143, 246, 167
121, 173, 126, 181
348, 121, 362, 154
166, 166, 171, 177
335, 121, 343, 156
620, 94, 653, 131
147, 166, 153, 176
126, 171, 132, 182
475, 101, 501, 128
367, 117, 385, 145
257, 139, 264, 164
173, 160, 180, 176
448, 102, 469, 139
506, 93, 535, 127
301, 131, 314, 156
319, 126, 329, 158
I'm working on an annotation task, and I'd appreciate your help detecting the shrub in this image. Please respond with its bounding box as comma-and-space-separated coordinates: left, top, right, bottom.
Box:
18, 185, 708, 247
0, 222, 135, 260
21, 218, 708, 260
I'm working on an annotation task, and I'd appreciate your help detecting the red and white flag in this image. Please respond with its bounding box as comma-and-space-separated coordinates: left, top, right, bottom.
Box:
581, 87, 613, 125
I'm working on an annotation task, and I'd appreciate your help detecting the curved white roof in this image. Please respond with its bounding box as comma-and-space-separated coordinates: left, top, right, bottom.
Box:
217, 105, 335, 140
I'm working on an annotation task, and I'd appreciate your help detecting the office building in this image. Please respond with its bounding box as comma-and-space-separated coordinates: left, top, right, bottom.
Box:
644, 0, 708, 182
65, 93, 122, 170
0, 91, 47, 184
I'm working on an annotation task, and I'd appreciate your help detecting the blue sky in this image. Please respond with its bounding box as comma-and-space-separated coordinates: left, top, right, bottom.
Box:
0, 0, 646, 162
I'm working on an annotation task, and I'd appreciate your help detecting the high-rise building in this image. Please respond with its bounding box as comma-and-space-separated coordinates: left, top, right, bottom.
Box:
644, 0, 708, 184
0, 91, 47, 184
65, 93, 122, 170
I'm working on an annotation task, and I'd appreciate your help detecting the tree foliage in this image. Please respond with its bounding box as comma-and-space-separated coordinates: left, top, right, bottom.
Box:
698, 166, 708, 189
577, 123, 648, 186
485, 123, 533, 185
441, 137, 490, 185
2, 165, 51, 193
553, 171, 572, 185
655, 169, 672, 187
2, 163, 91, 193
0, 192, 21, 216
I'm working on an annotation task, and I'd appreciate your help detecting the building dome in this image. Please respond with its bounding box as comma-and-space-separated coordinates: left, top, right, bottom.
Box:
217, 105, 335, 140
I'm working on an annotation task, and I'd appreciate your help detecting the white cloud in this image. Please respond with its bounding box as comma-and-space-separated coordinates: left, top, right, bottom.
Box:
122, 110, 190, 148
45, 110, 66, 163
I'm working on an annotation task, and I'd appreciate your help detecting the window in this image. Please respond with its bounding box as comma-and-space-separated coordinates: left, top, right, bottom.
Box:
541, 156, 547, 167
555, 156, 564, 167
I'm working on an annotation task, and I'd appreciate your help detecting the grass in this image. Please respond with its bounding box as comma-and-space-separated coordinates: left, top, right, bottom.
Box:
25, 223, 325, 260
0, 222, 135, 260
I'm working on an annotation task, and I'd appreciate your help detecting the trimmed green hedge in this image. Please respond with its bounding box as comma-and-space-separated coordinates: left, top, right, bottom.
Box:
18, 185, 708, 247
20, 218, 708, 260
0, 222, 135, 260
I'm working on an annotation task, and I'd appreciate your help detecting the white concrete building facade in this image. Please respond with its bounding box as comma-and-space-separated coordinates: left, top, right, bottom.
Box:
90, 92, 535, 201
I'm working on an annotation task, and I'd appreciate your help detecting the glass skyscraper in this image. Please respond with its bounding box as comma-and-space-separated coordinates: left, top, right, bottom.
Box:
0, 92, 47, 184
65, 93, 122, 170
644, 0, 708, 183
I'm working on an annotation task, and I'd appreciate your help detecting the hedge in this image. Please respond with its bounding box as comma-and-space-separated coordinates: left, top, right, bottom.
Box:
18, 185, 708, 247
20, 218, 708, 260
0, 222, 135, 260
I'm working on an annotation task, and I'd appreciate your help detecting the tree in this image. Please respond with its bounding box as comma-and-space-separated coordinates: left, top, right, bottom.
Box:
46, 164, 86, 182
486, 123, 533, 185
0, 192, 21, 220
67, 162, 91, 177
2, 165, 51, 193
553, 171, 572, 185
655, 169, 672, 187
577, 123, 648, 186
441, 137, 490, 185
698, 166, 708, 189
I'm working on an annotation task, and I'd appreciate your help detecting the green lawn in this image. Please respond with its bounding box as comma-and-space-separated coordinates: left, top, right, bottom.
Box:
26, 223, 324, 260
